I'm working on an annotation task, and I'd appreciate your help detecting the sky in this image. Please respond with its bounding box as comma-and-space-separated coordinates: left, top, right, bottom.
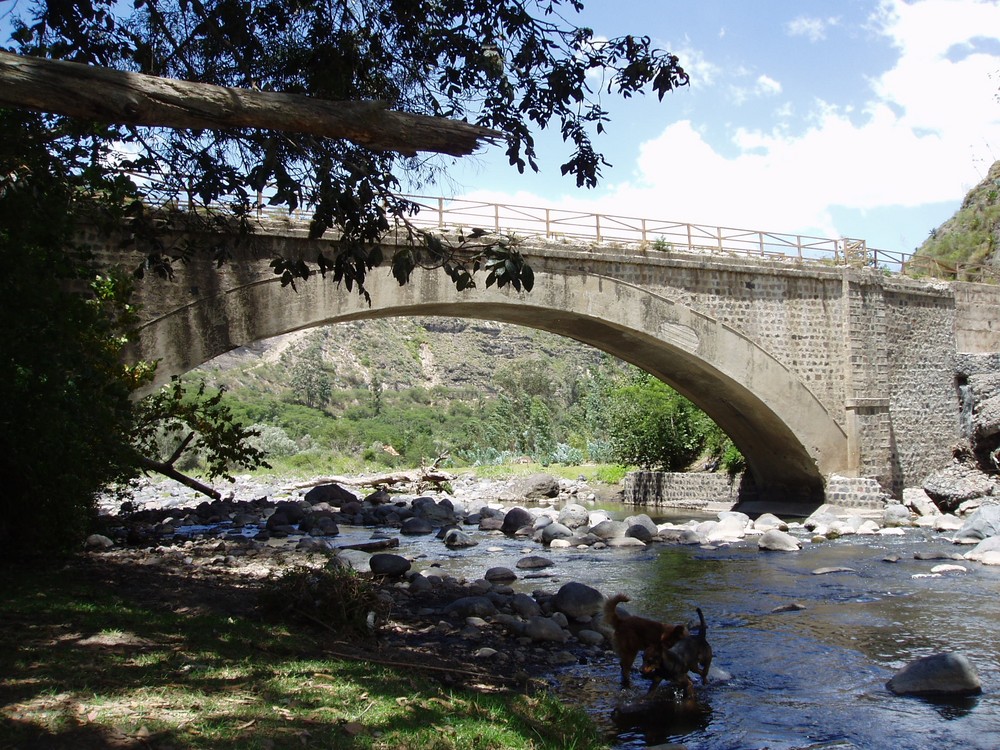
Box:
446, 0, 1000, 256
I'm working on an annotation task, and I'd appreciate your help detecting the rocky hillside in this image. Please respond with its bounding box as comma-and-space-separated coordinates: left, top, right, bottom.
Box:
917, 159, 1000, 270
195, 315, 607, 399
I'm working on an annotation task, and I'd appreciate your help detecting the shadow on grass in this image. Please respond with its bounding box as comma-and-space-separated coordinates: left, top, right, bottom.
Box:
0, 554, 603, 750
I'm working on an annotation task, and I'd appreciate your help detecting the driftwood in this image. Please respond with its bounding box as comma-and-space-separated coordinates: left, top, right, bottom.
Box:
336, 538, 400, 553
0, 51, 501, 156
284, 455, 454, 494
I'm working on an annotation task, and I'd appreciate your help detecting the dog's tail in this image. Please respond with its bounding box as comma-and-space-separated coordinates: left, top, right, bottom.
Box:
695, 607, 707, 641
603, 593, 630, 628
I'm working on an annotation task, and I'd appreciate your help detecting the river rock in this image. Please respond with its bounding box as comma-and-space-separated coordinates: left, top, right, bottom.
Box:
706, 512, 750, 542
523, 615, 569, 642
484, 566, 517, 583
552, 581, 605, 619
753, 513, 788, 532
511, 592, 542, 617
85, 533, 114, 550
400, 517, 435, 535
369, 553, 411, 578
606, 536, 646, 548
557, 503, 591, 529
590, 519, 627, 540
304, 483, 358, 507
886, 652, 982, 696
500, 507, 533, 535
963, 535, 1000, 562
541, 522, 575, 543
932, 514, 965, 532
903, 487, 940, 517
443, 529, 478, 549
883, 504, 912, 527
623, 514, 658, 536
444, 596, 498, 619
952, 504, 1000, 544
923, 461, 997, 512
516, 555, 554, 570
625, 524, 654, 543
511, 473, 560, 500
758, 529, 801, 551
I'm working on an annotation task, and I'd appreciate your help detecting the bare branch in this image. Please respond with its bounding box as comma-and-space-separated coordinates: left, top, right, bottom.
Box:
0, 51, 502, 157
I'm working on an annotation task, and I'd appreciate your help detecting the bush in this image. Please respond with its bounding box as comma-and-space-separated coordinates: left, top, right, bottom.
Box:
258, 564, 389, 637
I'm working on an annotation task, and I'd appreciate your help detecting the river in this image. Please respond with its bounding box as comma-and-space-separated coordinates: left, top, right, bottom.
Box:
382, 503, 1000, 750
158, 482, 1000, 750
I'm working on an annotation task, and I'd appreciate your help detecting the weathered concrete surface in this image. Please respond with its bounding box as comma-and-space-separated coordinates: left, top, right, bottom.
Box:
106, 225, 1000, 508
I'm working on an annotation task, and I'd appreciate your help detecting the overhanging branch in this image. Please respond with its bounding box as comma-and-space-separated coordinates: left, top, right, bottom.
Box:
0, 51, 501, 157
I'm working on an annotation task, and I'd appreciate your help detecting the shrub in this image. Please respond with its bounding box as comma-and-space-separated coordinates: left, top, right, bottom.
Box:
258, 564, 389, 637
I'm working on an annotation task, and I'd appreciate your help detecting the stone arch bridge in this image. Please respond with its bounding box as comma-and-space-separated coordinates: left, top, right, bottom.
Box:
107, 205, 1000, 510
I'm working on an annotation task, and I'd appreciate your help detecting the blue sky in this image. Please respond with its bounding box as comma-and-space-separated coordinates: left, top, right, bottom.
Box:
2, 0, 997, 255
448, 0, 1000, 255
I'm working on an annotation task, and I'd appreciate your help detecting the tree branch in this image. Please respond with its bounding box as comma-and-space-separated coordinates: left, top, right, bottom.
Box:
138, 456, 222, 500
0, 51, 501, 157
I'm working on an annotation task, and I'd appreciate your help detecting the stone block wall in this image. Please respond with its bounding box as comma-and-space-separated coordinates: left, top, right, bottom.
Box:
623, 471, 737, 509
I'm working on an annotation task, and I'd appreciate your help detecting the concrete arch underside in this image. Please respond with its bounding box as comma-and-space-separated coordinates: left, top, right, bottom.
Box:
136, 264, 848, 506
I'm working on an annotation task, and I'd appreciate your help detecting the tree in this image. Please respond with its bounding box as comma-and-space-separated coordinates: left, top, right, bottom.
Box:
603, 372, 706, 472
5, 0, 688, 299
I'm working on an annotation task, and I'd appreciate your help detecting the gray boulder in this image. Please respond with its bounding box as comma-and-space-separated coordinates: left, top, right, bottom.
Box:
484, 566, 517, 583
516, 555, 554, 570
923, 461, 997, 512
304, 483, 358, 506
552, 581, 605, 619
589, 519, 627, 540
541, 522, 574, 543
952, 504, 1000, 543
369, 553, 411, 578
523, 616, 569, 642
443, 529, 478, 549
400, 517, 435, 535
886, 652, 982, 696
557, 503, 591, 529
758, 529, 801, 551
444, 596, 498, 619
500, 507, 533, 535
512, 473, 560, 500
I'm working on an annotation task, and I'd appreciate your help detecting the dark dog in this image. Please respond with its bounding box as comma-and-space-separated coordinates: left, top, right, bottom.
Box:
604, 593, 688, 688
641, 607, 712, 698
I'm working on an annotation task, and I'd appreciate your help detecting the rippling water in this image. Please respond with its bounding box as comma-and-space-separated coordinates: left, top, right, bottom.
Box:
400, 505, 1000, 750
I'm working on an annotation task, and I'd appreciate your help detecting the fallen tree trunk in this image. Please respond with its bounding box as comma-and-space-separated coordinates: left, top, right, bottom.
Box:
0, 51, 501, 156
336, 538, 400, 553
284, 457, 454, 494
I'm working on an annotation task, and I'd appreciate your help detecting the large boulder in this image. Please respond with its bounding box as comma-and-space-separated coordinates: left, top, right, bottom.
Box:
557, 503, 591, 529
369, 553, 411, 578
304, 483, 358, 507
500, 507, 534, 535
552, 581, 604, 619
758, 529, 801, 551
886, 652, 982, 696
511, 473, 560, 500
923, 461, 997, 512
952, 504, 1000, 544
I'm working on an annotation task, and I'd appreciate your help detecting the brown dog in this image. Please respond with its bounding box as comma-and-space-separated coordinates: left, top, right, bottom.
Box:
641, 607, 712, 698
604, 593, 687, 688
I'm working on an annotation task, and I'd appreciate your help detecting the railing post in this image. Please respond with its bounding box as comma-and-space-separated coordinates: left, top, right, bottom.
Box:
437, 197, 445, 227
546, 208, 551, 238
596, 214, 602, 243
494, 203, 500, 233
641, 218, 647, 244
717, 226, 723, 252
687, 223, 693, 251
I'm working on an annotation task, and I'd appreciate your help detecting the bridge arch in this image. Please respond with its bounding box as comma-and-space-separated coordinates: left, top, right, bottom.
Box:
135, 260, 846, 505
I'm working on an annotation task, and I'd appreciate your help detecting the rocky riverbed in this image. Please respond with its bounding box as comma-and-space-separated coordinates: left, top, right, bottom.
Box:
84, 464, 1000, 708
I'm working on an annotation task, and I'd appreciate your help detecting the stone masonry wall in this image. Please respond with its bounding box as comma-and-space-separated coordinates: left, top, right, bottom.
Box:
623, 471, 737, 509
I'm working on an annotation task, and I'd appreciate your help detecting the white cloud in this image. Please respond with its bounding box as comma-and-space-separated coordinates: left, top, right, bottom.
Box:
459, 0, 1000, 248
786, 15, 841, 42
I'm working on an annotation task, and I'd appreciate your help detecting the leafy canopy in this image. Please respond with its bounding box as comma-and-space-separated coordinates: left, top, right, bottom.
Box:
9, 0, 688, 299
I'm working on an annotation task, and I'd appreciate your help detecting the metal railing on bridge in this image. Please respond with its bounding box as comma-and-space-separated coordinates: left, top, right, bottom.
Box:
165, 180, 999, 283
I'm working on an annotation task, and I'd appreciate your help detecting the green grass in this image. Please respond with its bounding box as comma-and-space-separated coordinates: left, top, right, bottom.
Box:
0, 560, 606, 750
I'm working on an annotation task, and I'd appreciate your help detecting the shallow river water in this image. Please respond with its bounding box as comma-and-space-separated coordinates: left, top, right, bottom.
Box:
174, 492, 1000, 750
383, 505, 1000, 750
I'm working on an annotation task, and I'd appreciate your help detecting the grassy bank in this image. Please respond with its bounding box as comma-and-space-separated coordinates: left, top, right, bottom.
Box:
0, 558, 607, 750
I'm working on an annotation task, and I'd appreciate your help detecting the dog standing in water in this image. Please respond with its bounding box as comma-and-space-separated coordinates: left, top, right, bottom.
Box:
603, 593, 688, 688
641, 607, 713, 698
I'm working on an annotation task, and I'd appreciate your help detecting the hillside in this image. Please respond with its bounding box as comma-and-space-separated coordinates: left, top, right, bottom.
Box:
196, 316, 606, 399
917, 159, 1000, 270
